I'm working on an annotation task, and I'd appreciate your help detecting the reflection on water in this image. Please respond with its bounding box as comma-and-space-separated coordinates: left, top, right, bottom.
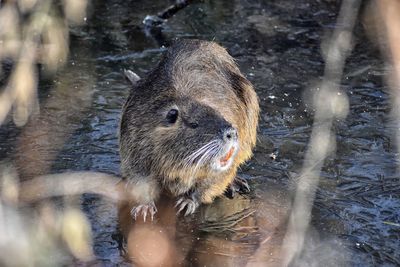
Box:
0, 0, 399, 266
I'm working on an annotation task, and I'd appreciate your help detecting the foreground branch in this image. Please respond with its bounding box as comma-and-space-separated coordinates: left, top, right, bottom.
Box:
281, 0, 362, 265
17, 171, 135, 204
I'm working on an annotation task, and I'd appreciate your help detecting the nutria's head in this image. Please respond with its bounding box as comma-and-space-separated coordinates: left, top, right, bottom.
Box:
120, 96, 239, 179
120, 39, 255, 180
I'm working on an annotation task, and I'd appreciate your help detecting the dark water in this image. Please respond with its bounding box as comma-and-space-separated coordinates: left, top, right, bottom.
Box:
1, 0, 399, 266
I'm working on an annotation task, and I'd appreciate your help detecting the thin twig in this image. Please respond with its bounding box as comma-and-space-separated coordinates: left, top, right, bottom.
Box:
143, 0, 195, 27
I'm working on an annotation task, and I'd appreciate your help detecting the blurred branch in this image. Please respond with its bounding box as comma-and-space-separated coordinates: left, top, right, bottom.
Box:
18, 171, 130, 203
281, 0, 361, 265
0, 168, 99, 265
376, 0, 400, 168
0, 0, 87, 127
15, 51, 95, 179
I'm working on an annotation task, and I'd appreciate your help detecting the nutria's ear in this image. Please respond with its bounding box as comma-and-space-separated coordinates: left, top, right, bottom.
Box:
124, 69, 141, 85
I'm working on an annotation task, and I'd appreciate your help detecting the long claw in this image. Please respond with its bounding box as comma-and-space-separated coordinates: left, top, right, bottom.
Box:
225, 176, 251, 198
130, 207, 138, 220
241, 179, 250, 192
130, 202, 157, 222
184, 204, 192, 216
177, 202, 186, 215
150, 207, 156, 221
236, 176, 250, 192
175, 198, 183, 208
176, 193, 199, 216
143, 209, 148, 222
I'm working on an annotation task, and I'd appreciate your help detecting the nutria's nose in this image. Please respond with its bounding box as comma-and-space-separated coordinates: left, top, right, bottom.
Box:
223, 127, 238, 142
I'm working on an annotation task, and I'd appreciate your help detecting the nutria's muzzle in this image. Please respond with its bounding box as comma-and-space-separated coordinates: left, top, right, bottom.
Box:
212, 127, 239, 172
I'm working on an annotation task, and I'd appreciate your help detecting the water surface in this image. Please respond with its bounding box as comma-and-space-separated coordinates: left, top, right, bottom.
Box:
0, 0, 399, 266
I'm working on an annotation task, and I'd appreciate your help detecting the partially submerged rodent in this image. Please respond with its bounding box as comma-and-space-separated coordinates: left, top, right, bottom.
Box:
119, 39, 259, 220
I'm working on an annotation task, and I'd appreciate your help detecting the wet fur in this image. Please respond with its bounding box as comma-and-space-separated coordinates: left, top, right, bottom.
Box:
119, 39, 259, 209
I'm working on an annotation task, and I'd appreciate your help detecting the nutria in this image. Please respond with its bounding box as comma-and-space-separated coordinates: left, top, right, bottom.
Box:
119, 39, 259, 220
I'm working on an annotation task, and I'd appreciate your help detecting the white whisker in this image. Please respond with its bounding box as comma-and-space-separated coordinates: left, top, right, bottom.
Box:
190, 142, 219, 176
189, 141, 217, 160
184, 140, 218, 164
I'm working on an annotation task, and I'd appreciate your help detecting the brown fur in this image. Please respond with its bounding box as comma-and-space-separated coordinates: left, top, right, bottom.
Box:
119, 39, 259, 215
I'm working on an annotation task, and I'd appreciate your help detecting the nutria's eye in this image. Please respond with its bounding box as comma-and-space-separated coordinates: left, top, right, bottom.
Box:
189, 122, 198, 129
166, 109, 179, 124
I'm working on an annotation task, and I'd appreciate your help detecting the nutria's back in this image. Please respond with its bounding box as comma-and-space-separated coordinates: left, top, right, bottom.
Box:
119, 39, 259, 219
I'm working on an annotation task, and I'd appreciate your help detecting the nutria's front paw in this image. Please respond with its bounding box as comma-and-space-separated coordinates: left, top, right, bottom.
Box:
175, 194, 200, 216
225, 176, 250, 199
130, 201, 157, 222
